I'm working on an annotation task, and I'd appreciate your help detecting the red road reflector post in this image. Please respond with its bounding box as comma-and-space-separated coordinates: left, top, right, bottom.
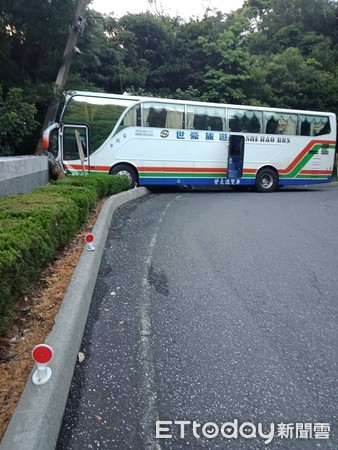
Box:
85, 233, 95, 251
31, 344, 53, 385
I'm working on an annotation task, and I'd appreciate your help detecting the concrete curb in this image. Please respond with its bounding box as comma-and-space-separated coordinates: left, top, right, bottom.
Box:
0, 187, 149, 450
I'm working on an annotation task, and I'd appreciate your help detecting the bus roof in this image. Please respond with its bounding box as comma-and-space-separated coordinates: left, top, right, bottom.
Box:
65, 91, 336, 118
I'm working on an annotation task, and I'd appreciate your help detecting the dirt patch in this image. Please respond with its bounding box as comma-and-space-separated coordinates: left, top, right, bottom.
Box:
0, 198, 106, 440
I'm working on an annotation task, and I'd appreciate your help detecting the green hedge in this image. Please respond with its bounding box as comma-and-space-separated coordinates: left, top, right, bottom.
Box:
0, 174, 130, 336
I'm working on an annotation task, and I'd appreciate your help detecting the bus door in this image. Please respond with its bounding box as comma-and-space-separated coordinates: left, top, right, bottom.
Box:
227, 135, 245, 179
61, 124, 90, 172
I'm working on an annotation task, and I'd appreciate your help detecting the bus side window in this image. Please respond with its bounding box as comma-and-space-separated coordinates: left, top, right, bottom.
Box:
187, 106, 225, 131
264, 113, 297, 135
228, 109, 262, 133
266, 117, 278, 134
316, 120, 330, 136
120, 104, 141, 129
300, 119, 311, 136
143, 102, 185, 129
229, 114, 241, 132
299, 115, 331, 136
147, 107, 167, 128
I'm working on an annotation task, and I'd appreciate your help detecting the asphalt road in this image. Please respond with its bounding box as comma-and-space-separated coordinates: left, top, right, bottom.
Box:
57, 185, 338, 450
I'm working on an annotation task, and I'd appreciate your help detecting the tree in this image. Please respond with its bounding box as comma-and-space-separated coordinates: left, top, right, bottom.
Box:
162, 15, 227, 96
0, 0, 76, 89
0, 86, 38, 156
199, 10, 253, 103
264, 47, 338, 111
118, 13, 171, 91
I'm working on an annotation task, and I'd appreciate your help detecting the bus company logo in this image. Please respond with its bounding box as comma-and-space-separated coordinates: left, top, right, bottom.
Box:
160, 130, 170, 138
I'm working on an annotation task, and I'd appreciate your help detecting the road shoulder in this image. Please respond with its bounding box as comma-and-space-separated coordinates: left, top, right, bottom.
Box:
0, 187, 149, 450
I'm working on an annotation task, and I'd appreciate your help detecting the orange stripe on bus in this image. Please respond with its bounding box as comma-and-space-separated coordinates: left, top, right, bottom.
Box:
64, 164, 110, 171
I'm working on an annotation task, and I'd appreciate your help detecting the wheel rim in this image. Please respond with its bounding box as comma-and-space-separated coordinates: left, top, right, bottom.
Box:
261, 173, 273, 189
117, 170, 133, 184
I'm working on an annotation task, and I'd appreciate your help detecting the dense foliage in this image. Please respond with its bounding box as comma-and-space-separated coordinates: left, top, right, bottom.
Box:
0, 0, 338, 155
0, 86, 39, 156
0, 174, 130, 335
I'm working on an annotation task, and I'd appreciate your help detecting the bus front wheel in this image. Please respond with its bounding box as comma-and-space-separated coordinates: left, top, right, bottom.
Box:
255, 168, 278, 193
110, 164, 138, 188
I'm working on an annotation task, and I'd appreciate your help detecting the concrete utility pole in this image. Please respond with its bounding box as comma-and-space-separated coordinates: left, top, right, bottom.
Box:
38, 0, 91, 145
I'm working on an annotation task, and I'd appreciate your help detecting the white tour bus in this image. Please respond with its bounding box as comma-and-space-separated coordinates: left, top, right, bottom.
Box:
43, 91, 336, 192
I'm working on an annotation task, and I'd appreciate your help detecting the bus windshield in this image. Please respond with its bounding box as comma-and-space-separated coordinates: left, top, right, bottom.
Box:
62, 94, 137, 152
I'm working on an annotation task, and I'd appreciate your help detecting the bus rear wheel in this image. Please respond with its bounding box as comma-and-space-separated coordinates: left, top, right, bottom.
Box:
110, 164, 138, 188
255, 168, 278, 193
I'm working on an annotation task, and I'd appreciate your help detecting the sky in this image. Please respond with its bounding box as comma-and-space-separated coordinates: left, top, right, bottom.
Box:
90, 0, 245, 20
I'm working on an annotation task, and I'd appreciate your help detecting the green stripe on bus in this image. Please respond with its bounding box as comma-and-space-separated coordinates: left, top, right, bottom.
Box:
66, 170, 110, 176
88, 171, 110, 176
295, 174, 329, 179
280, 143, 334, 179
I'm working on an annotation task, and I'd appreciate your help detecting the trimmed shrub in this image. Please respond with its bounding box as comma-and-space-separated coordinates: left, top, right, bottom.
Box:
0, 174, 130, 336
54, 174, 130, 196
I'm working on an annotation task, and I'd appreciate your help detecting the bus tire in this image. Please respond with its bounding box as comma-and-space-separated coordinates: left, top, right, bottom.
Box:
255, 168, 278, 193
110, 164, 138, 188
